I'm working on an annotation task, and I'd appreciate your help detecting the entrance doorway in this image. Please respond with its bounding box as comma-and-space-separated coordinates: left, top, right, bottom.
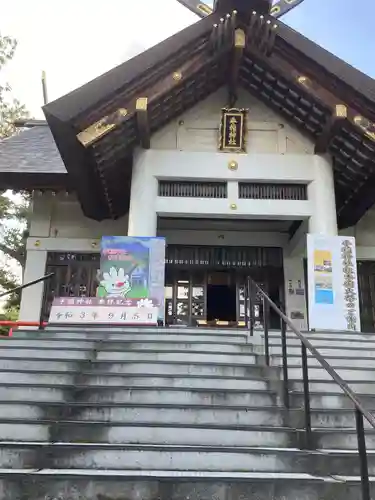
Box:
206, 272, 237, 322
207, 284, 237, 321
163, 245, 284, 327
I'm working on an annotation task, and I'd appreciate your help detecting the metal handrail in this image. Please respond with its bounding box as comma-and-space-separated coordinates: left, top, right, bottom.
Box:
0, 273, 54, 299
247, 276, 373, 500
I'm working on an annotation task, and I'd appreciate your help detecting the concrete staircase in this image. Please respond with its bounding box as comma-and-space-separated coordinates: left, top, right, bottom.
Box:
0, 327, 374, 499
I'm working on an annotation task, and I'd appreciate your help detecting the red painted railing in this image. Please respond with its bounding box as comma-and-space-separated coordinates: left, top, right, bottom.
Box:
0, 321, 47, 337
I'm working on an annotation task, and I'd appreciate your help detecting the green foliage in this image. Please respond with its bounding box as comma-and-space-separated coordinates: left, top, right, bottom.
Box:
0, 306, 19, 336
0, 32, 30, 316
0, 33, 29, 138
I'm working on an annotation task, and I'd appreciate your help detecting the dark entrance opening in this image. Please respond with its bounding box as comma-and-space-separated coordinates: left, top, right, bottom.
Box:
207, 284, 237, 322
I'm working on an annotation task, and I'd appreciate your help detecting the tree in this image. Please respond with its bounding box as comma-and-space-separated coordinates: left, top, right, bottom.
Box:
0, 32, 30, 319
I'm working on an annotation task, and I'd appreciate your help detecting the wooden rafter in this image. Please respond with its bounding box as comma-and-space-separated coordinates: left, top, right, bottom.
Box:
315, 104, 347, 154
210, 11, 236, 54
136, 98, 150, 149
229, 28, 246, 105
247, 11, 278, 56
76, 47, 228, 150
265, 51, 375, 145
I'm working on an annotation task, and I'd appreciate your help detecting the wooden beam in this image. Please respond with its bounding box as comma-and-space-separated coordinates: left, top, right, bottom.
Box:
266, 52, 375, 142
136, 98, 150, 149
76, 47, 227, 149
315, 104, 347, 154
337, 174, 375, 229
77, 108, 128, 147
353, 115, 375, 142
229, 28, 246, 105
247, 11, 277, 56
210, 11, 237, 54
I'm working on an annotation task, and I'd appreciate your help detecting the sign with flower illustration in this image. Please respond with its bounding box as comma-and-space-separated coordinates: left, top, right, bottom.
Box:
98, 236, 166, 315
48, 236, 166, 326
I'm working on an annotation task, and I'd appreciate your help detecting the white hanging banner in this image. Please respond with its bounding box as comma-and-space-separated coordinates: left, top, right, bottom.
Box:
49, 298, 158, 326
307, 234, 361, 332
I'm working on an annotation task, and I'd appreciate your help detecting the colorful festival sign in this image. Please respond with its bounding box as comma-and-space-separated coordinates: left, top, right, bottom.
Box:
97, 236, 166, 319
307, 234, 361, 332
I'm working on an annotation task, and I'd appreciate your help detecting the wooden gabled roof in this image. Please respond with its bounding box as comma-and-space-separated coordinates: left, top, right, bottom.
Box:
43, 3, 375, 228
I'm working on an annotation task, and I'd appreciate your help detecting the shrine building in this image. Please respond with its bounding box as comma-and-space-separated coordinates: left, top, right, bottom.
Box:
0, 0, 375, 330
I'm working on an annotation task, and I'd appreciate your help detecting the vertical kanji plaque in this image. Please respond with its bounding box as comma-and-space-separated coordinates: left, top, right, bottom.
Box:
219, 108, 248, 153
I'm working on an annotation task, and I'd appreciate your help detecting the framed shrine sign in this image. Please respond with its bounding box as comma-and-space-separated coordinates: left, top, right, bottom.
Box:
219, 107, 248, 153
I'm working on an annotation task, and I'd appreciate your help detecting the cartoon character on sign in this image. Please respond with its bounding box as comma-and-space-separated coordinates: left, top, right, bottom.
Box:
97, 267, 131, 298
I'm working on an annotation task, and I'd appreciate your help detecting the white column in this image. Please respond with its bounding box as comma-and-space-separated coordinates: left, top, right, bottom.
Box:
127, 149, 158, 237
308, 154, 338, 235
19, 248, 47, 323
283, 255, 308, 331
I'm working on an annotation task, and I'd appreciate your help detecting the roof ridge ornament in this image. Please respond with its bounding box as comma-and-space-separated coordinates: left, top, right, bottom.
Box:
176, 0, 305, 19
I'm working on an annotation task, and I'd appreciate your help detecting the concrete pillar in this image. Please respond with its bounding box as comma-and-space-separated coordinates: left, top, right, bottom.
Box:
127, 149, 158, 237
19, 248, 47, 323
308, 154, 338, 236
283, 255, 308, 331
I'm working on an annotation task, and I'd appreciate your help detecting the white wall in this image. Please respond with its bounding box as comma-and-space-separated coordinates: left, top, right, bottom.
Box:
159, 229, 288, 248
130, 87, 335, 227
30, 192, 128, 240
283, 255, 308, 331
151, 87, 314, 154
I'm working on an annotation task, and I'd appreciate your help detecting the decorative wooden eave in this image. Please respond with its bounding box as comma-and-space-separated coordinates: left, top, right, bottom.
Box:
43, 13, 223, 126
42, 5, 375, 226
274, 21, 375, 121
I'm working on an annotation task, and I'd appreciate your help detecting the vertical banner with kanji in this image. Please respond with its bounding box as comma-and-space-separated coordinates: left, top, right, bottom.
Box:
97, 236, 166, 320
307, 234, 361, 332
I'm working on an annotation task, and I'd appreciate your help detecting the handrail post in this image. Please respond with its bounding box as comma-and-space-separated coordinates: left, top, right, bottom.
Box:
356, 407, 371, 500
244, 280, 249, 328
245, 271, 375, 489
280, 318, 290, 409
262, 295, 270, 366
248, 277, 254, 337
301, 342, 312, 449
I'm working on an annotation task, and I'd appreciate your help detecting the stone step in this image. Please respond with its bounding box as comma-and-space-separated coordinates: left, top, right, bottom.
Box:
0, 359, 272, 377
271, 331, 375, 340
0, 401, 372, 430
315, 428, 375, 450
291, 390, 375, 410
0, 442, 371, 476
0, 470, 371, 500
0, 359, 81, 371
269, 346, 375, 358
0, 348, 91, 360
0, 421, 296, 447
0, 372, 270, 390
271, 354, 375, 367
283, 365, 375, 381
291, 378, 375, 393
0, 404, 286, 427
44, 326, 251, 337
11, 331, 249, 343
268, 337, 375, 349
0, 339, 253, 353
0, 385, 276, 406
0, 348, 257, 364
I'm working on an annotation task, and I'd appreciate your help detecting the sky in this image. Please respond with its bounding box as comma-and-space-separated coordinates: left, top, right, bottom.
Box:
0, 0, 374, 120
